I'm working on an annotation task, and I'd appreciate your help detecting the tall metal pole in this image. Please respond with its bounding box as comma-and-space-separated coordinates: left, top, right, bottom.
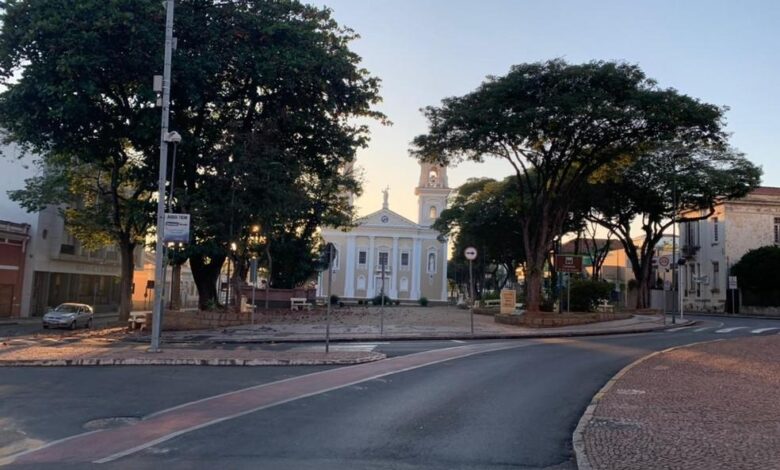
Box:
325, 246, 334, 353
150, 0, 175, 352
469, 259, 474, 335
671, 170, 677, 325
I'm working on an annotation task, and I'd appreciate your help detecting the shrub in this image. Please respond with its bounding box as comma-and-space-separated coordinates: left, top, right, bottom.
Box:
732, 245, 780, 306
569, 279, 613, 312
357, 299, 364, 305
539, 298, 556, 312
338, 301, 344, 308
372, 294, 392, 306
330, 294, 340, 305
394, 300, 400, 306
419, 296, 429, 307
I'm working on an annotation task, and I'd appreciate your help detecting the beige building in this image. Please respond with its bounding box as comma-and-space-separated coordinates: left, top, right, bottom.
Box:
319, 162, 450, 303
679, 187, 780, 312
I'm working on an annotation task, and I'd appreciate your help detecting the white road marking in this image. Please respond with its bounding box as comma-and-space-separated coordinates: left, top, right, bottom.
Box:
666, 326, 693, 332
750, 328, 779, 334
693, 327, 712, 332
715, 327, 749, 333
451, 340, 466, 343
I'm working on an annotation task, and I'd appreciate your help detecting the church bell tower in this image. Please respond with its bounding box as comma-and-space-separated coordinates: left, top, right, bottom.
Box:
414, 162, 450, 226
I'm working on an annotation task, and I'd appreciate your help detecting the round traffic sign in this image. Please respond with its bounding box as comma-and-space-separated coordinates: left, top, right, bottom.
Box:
658, 256, 670, 268
464, 246, 477, 260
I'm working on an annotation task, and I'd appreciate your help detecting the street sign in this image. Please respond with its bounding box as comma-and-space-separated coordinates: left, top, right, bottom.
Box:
250, 258, 258, 284
163, 213, 190, 243
728, 276, 738, 290
464, 246, 477, 260
500, 289, 516, 314
658, 255, 671, 268
555, 255, 583, 273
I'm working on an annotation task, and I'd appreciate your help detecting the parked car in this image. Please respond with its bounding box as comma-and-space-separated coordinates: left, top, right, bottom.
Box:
42, 303, 94, 330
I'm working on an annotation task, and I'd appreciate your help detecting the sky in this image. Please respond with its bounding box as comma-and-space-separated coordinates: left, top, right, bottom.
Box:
310, 0, 780, 222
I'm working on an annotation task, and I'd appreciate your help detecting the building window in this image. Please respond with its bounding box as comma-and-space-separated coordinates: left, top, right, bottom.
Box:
378, 251, 389, 268
427, 251, 437, 274
775, 217, 780, 245
332, 247, 340, 270
712, 217, 719, 243
401, 251, 410, 268
429, 206, 437, 219
358, 250, 367, 266
712, 262, 720, 292
428, 169, 438, 186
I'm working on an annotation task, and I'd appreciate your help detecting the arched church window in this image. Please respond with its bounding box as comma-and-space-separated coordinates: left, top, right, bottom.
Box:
429, 206, 438, 219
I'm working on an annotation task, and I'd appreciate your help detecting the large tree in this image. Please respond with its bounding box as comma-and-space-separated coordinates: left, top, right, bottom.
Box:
0, 0, 383, 315
434, 177, 526, 296
585, 145, 760, 308
412, 60, 728, 313
0, 0, 164, 320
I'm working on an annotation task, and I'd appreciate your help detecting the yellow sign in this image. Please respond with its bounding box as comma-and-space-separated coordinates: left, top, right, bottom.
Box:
500, 289, 516, 314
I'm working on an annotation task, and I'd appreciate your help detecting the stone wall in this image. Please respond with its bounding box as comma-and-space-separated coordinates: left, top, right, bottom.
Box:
495, 312, 632, 328
160, 310, 254, 331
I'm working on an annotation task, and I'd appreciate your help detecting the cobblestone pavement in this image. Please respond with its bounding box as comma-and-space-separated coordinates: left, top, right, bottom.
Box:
581, 335, 780, 470
0, 328, 383, 366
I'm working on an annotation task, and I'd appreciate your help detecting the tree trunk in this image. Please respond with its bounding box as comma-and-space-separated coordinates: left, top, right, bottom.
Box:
525, 263, 544, 314
632, 261, 653, 309
190, 252, 226, 310
169, 263, 182, 310
231, 256, 247, 313
265, 241, 272, 311
118, 240, 135, 322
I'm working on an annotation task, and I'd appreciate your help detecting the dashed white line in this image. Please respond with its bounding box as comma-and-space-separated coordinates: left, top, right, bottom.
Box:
693, 327, 712, 332
666, 326, 693, 332
451, 340, 466, 343
750, 328, 779, 334
715, 327, 749, 333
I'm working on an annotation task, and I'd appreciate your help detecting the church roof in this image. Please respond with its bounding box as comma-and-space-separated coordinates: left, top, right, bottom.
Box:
356, 208, 422, 229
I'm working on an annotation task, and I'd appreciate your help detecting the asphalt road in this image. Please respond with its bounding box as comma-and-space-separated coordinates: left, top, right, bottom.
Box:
1, 314, 778, 469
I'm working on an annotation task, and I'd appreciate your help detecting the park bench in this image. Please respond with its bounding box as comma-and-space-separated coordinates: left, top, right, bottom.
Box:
290, 298, 312, 311
482, 299, 501, 307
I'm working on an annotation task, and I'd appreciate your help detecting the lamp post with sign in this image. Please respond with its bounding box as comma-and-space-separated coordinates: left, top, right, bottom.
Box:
464, 246, 477, 335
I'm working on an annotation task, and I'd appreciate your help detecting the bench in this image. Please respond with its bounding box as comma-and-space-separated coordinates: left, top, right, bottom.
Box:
290, 298, 312, 311
128, 311, 150, 331
596, 300, 615, 313
483, 299, 501, 307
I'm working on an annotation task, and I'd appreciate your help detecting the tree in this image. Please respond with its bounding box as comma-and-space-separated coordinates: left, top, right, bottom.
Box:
731, 246, 780, 307
412, 60, 729, 313
434, 177, 526, 296
585, 146, 760, 308
0, 0, 164, 320
0, 0, 384, 315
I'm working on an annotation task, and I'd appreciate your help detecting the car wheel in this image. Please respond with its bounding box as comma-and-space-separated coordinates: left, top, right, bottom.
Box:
42, 324, 49, 329
70, 321, 76, 330
86, 318, 93, 329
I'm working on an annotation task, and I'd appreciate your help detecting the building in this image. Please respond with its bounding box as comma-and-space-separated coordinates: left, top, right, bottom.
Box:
318, 162, 450, 303
0, 141, 122, 316
679, 187, 780, 312
0, 220, 31, 317
132, 250, 198, 311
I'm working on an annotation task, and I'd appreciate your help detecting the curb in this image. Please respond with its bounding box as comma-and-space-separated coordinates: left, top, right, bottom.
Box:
571, 338, 722, 470
129, 320, 693, 346
0, 352, 386, 367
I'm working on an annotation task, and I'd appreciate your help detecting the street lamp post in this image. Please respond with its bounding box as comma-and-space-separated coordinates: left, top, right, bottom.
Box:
150, 0, 176, 353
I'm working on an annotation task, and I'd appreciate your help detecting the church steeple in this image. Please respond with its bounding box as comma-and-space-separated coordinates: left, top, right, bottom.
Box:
415, 162, 450, 226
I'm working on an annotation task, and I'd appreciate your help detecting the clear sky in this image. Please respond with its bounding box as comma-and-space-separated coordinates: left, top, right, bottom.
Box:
310, 0, 780, 222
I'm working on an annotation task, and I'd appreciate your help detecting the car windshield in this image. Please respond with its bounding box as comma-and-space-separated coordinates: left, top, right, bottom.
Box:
54, 305, 80, 313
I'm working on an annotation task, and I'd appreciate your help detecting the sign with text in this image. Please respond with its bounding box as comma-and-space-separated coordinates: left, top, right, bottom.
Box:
555, 255, 583, 273
728, 276, 738, 290
500, 289, 516, 314
163, 213, 190, 243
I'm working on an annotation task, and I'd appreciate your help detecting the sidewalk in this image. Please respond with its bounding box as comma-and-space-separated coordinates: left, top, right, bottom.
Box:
576, 335, 780, 470
136, 306, 677, 344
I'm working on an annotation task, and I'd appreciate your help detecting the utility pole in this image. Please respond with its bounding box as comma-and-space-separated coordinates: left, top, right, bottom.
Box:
380, 258, 385, 335
150, 0, 175, 353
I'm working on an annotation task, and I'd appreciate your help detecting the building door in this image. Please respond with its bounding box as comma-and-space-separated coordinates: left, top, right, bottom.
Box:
0, 284, 13, 317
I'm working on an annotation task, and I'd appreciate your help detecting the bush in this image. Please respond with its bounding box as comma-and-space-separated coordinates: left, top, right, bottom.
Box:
732, 246, 780, 306
569, 279, 613, 312
330, 294, 340, 305
419, 296, 429, 307
372, 294, 392, 306
357, 299, 364, 305
394, 300, 400, 306
539, 298, 556, 312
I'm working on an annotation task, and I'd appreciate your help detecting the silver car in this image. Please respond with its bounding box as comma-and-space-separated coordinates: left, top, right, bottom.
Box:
42, 303, 94, 330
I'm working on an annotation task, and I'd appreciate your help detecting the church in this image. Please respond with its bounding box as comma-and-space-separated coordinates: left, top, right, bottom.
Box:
318, 162, 450, 303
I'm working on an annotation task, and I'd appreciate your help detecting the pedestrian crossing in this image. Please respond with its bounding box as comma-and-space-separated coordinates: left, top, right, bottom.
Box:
667, 325, 779, 335
292, 342, 388, 352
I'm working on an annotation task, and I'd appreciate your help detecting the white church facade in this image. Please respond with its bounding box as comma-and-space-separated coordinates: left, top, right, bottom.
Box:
318, 162, 450, 303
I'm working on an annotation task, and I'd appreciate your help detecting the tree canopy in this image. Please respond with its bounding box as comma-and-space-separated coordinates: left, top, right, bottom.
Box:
412, 59, 733, 312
